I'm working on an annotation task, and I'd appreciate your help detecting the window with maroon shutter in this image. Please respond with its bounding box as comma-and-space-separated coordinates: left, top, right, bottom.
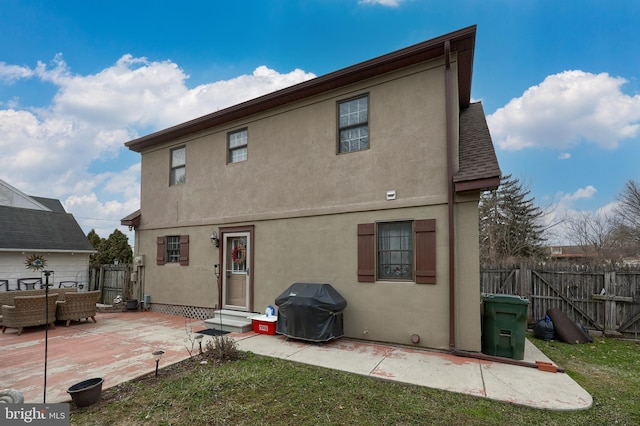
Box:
415, 219, 436, 284
357, 223, 375, 282
157, 235, 190, 265
357, 219, 436, 283
156, 236, 166, 265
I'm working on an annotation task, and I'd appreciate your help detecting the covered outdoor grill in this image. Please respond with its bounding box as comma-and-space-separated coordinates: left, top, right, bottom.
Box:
275, 283, 347, 342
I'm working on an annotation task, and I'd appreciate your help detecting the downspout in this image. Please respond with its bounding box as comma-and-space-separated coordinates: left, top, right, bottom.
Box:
444, 40, 456, 351
442, 41, 564, 373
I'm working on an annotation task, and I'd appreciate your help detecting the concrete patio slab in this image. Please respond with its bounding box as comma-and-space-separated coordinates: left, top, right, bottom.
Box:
232, 332, 592, 411
0, 311, 202, 404
0, 311, 592, 411
372, 347, 487, 397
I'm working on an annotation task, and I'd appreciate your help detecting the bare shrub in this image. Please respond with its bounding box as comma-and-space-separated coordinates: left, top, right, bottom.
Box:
203, 335, 241, 362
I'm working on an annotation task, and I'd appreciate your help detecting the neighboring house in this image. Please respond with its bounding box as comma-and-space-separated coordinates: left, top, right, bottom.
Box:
0, 179, 95, 290
547, 246, 599, 262
122, 25, 500, 352
547, 245, 640, 266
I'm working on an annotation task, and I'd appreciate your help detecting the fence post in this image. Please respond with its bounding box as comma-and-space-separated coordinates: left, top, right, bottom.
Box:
518, 262, 530, 298
603, 271, 619, 336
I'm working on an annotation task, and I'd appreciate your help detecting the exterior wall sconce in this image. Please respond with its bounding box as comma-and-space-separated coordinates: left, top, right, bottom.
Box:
210, 231, 219, 248
152, 350, 164, 377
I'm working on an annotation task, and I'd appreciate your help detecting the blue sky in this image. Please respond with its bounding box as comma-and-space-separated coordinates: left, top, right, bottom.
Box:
1, 0, 639, 245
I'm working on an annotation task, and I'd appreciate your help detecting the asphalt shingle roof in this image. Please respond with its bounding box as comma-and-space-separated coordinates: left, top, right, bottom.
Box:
0, 205, 94, 252
30, 196, 66, 213
455, 102, 501, 185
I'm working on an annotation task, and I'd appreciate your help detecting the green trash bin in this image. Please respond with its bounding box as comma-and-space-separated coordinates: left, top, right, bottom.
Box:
481, 294, 529, 360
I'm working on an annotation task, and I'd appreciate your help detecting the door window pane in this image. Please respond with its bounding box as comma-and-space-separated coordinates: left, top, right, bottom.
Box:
230, 237, 247, 273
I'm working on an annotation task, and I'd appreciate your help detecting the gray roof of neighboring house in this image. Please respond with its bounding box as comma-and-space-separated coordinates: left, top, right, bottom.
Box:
30, 196, 66, 213
455, 102, 502, 193
0, 205, 95, 252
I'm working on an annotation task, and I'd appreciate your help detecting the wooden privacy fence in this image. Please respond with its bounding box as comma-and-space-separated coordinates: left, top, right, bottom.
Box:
480, 263, 640, 340
89, 264, 132, 305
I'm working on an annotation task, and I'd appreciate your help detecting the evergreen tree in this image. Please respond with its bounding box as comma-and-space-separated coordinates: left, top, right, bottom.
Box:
479, 174, 547, 263
87, 229, 105, 267
87, 229, 133, 266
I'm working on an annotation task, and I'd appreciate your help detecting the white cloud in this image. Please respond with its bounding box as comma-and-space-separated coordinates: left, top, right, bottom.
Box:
359, 0, 404, 6
557, 152, 571, 160
0, 62, 33, 83
542, 186, 599, 245
0, 54, 316, 243
487, 71, 640, 151
558, 185, 598, 205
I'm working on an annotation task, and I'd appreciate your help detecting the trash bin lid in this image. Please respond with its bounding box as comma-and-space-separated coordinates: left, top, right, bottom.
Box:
482, 293, 529, 305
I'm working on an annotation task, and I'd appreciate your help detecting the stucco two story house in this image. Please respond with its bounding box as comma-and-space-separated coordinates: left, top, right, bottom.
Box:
122, 25, 500, 352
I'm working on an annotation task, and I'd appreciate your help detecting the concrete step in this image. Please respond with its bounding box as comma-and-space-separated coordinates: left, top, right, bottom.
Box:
204, 309, 254, 333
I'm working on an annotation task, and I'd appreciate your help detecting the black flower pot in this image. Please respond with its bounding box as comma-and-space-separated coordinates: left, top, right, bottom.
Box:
67, 378, 103, 407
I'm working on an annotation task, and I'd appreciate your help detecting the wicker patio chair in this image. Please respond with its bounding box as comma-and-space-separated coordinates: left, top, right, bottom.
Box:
55, 291, 101, 327
1, 293, 58, 335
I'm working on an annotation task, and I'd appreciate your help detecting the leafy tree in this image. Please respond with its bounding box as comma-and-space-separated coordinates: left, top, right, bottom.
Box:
88, 229, 133, 266
479, 174, 547, 263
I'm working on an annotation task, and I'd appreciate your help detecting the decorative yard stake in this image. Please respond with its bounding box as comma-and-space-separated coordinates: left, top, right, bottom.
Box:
26, 254, 51, 403
42, 270, 52, 403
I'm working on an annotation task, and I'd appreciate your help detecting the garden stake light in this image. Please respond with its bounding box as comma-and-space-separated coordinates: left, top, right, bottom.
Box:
195, 334, 203, 354
152, 350, 164, 377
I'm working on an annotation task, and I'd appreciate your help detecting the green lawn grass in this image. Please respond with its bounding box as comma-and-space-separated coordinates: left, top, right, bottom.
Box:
70, 336, 640, 426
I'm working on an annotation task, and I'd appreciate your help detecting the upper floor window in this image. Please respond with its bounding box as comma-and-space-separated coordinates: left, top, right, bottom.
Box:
170, 146, 185, 185
338, 95, 369, 153
228, 129, 248, 163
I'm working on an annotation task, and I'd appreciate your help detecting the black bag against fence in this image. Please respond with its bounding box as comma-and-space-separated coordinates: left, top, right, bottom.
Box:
533, 315, 555, 341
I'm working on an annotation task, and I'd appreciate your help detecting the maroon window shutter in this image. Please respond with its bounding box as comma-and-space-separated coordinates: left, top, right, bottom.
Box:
358, 223, 375, 282
156, 236, 166, 265
415, 219, 436, 284
179, 235, 190, 266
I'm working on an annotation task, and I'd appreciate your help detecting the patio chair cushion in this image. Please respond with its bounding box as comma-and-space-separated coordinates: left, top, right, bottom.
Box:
0, 288, 77, 310
2, 293, 59, 336
56, 291, 101, 327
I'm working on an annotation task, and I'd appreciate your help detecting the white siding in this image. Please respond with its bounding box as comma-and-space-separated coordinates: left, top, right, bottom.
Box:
0, 251, 91, 290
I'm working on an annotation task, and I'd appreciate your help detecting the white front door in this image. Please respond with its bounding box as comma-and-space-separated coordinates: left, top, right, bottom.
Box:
222, 232, 250, 311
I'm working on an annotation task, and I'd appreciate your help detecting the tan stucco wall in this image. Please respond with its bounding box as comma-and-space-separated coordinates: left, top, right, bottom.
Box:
137, 199, 481, 351
139, 59, 448, 228
133, 54, 484, 351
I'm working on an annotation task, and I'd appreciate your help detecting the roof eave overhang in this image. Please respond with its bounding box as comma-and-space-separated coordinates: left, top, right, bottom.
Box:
120, 210, 141, 227
126, 25, 476, 153
454, 176, 500, 194
0, 248, 96, 254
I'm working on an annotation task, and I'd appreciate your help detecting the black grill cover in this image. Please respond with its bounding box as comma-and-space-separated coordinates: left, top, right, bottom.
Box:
275, 283, 347, 342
